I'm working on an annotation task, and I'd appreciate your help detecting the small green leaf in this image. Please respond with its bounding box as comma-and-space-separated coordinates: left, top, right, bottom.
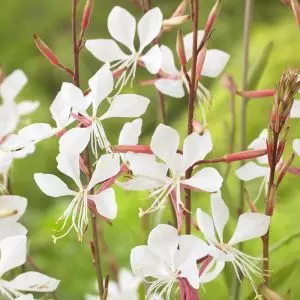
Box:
248, 41, 274, 90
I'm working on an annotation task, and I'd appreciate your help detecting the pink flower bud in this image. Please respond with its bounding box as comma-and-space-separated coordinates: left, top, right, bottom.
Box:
236, 89, 275, 98
192, 120, 205, 134
221, 74, 237, 92
176, 30, 187, 70
291, 0, 300, 28
163, 15, 190, 32
172, 0, 188, 18
224, 148, 267, 162
114, 145, 153, 154
205, 0, 222, 34
195, 45, 207, 83
81, 0, 93, 32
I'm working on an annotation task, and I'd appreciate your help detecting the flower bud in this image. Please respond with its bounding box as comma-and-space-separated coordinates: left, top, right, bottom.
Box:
81, 0, 93, 33
162, 15, 190, 32
277, 153, 295, 187
222, 75, 237, 92
176, 30, 187, 71
224, 148, 267, 163
260, 285, 284, 300
205, 0, 222, 34
192, 119, 205, 134
172, 0, 188, 18
195, 45, 207, 83
291, 0, 300, 28
267, 184, 277, 216
236, 89, 275, 98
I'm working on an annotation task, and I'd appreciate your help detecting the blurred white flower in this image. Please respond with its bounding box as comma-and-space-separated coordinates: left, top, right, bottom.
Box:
59, 64, 150, 156
85, 268, 141, 300
196, 192, 270, 295
130, 224, 208, 299
121, 123, 223, 215
34, 153, 120, 242
0, 195, 27, 241
0, 235, 59, 299
235, 129, 270, 202
86, 6, 163, 91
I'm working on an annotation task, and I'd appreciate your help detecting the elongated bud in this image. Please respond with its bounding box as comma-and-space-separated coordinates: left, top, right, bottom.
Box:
176, 30, 187, 72
89, 241, 96, 264
163, 15, 190, 32
195, 45, 207, 82
267, 184, 277, 216
222, 75, 237, 93
33, 35, 60, 66
81, 0, 93, 32
205, 0, 222, 34
172, 0, 188, 17
260, 285, 284, 300
277, 153, 295, 187
236, 89, 275, 98
224, 148, 267, 162
275, 126, 289, 163
79, 155, 90, 177
192, 119, 205, 134
114, 144, 153, 154
281, 0, 290, 5
291, 0, 300, 28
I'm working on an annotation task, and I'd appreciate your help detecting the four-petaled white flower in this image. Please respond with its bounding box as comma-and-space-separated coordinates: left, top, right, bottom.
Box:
85, 268, 141, 300
130, 224, 208, 299
0, 235, 59, 299
0, 195, 27, 241
59, 64, 150, 157
34, 153, 120, 242
122, 123, 223, 215
235, 129, 270, 202
154, 32, 229, 122
196, 192, 270, 295
86, 6, 163, 91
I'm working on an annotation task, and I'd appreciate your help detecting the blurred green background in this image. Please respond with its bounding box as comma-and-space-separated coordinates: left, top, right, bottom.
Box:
2, 0, 300, 299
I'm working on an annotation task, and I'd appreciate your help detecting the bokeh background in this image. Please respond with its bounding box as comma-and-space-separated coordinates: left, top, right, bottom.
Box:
1, 0, 300, 299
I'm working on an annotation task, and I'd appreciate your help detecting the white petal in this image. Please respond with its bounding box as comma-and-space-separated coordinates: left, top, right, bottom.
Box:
0, 195, 27, 223
85, 39, 128, 62
228, 212, 271, 245
201, 50, 230, 78
150, 124, 179, 169
17, 101, 39, 116
118, 119, 142, 145
183, 31, 205, 61
210, 192, 229, 243
88, 188, 117, 219
248, 129, 268, 150
0, 103, 19, 136
87, 154, 120, 190
59, 127, 91, 154
34, 173, 75, 197
0, 70, 27, 103
148, 224, 179, 265
180, 259, 200, 289
50, 91, 71, 129
130, 245, 167, 279
196, 208, 217, 244
290, 100, 300, 118
293, 139, 300, 156
60, 82, 87, 115
118, 268, 141, 291
0, 235, 26, 277
140, 45, 162, 74
199, 259, 225, 283
108, 6, 136, 52
160, 45, 179, 75
15, 294, 34, 300
88, 64, 114, 114
100, 94, 150, 120
235, 162, 269, 181
118, 177, 163, 191
183, 131, 213, 170
154, 78, 185, 98
56, 153, 81, 187
138, 7, 163, 51
18, 123, 55, 143
181, 167, 223, 192
0, 223, 27, 241
8, 271, 60, 292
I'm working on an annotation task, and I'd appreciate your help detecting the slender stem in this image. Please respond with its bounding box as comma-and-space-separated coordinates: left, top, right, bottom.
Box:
231, 0, 252, 299
184, 0, 199, 235
71, 0, 103, 296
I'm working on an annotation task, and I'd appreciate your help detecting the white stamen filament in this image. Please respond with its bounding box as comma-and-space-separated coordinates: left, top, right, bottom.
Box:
52, 190, 89, 243
91, 119, 112, 157
0, 281, 24, 300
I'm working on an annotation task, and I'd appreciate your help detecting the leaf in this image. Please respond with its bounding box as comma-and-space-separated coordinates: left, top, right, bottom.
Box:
248, 41, 274, 90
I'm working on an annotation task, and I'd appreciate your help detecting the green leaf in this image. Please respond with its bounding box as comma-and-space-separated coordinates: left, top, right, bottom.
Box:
248, 41, 274, 90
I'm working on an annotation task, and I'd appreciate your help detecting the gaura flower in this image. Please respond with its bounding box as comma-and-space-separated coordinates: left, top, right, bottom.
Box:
85, 268, 141, 300
235, 129, 270, 202
34, 153, 120, 242
0, 235, 59, 299
121, 123, 223, 215
0, 195, 27, 241
59, 64, 150, 156
86, 6, 163, 91
196, 192, 270, 295
154, 32, 229, 122
130, 224, 208, 299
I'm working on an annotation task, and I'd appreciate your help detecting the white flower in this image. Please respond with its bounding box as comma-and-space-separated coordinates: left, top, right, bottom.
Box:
0, 235, 59, 299
86, 6, 163, 91
235, 129, 270, 202
130, 224, 208, 299
34, 153, 120, 242
59, 64, 150, 156
290, 99, 300, 118
122, 123, 223, 215
154, 32, 229, 122
196, 192, 270, 295
0, 195, 27, 241
85, 268, 141, 300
